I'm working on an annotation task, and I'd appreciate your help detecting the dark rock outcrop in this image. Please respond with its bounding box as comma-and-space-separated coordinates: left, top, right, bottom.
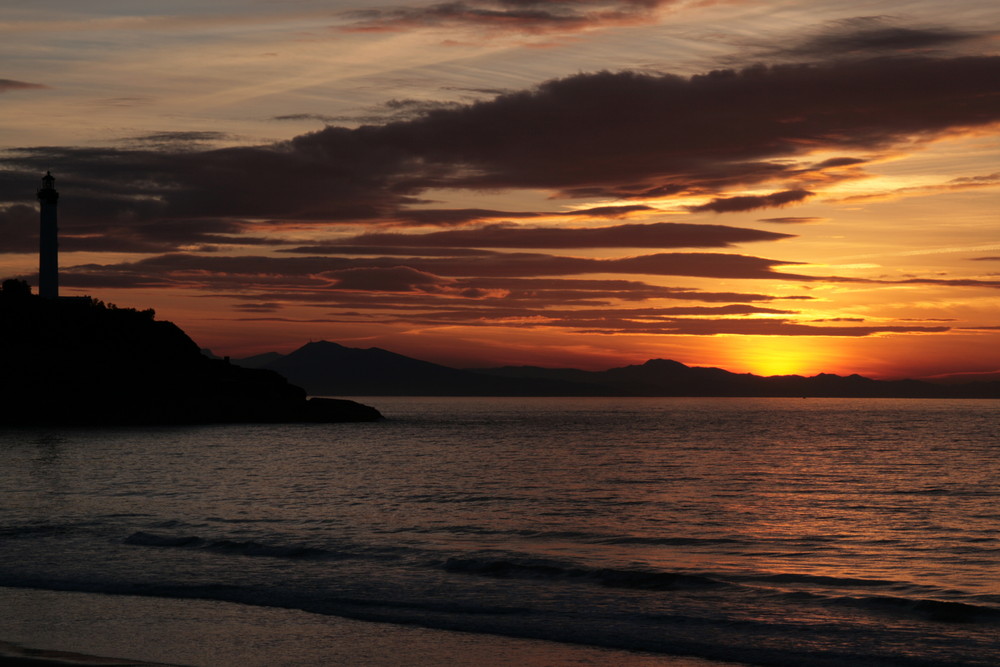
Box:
0, 283, 381, 425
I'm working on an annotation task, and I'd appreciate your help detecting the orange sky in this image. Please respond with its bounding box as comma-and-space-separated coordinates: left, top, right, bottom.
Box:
2, 1, 999, 379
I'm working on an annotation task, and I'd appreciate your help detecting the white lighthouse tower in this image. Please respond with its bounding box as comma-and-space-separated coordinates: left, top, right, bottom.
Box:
37, 171, 59, 299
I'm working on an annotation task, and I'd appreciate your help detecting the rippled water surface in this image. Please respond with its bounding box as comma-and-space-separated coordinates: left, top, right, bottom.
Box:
1, 397, 998, 666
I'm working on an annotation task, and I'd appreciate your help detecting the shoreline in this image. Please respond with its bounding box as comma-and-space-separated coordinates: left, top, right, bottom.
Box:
0, 639, 173, 666
0, 587, 743, 667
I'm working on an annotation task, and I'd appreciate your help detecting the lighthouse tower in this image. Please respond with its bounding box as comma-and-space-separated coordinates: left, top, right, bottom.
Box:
37, 171, 59, 299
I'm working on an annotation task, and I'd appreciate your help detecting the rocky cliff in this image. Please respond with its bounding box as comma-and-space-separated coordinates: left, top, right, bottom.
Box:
0, 280, 381, 425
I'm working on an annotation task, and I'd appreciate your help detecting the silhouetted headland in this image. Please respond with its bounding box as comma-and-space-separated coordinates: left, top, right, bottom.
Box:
237, 340, 1000, 398
0, 280, 381, 425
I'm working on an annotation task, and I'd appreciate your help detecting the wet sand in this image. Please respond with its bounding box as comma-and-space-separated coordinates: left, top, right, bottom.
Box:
0, 639, 174, 665
0, 587, 742, 667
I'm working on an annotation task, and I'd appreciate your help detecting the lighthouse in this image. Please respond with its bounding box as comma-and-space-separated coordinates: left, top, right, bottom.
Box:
37, 171, 59, 299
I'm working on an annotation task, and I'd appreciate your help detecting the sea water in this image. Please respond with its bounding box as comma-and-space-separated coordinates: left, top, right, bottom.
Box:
0, 397, 997, 666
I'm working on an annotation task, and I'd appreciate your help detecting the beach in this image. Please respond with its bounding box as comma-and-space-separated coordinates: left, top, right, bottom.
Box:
0, 587, 734, 667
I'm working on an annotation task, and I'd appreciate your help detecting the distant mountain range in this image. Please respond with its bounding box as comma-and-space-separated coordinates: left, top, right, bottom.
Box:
229, 340, 1000, 398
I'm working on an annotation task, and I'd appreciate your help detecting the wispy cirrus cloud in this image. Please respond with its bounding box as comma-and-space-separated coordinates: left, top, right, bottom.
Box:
834, 171, 1000, 203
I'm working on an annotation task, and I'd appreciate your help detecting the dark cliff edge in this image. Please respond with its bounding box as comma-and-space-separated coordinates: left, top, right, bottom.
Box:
0, 282, 381, 425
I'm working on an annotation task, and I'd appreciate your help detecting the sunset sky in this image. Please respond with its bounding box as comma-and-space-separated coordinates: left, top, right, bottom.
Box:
2, 0, 999, 379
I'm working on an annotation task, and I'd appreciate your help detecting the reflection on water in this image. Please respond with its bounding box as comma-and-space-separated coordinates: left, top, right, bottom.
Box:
31, 435, 65, 473
0, 398, 997, 666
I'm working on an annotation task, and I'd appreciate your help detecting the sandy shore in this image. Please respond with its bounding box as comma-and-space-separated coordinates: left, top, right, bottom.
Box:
0, 639, 174, 665
0, 587, 742, 667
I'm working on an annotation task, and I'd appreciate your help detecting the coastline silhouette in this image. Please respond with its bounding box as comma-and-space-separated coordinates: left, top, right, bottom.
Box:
0, 172, 379, 425
0, 280, 381, 425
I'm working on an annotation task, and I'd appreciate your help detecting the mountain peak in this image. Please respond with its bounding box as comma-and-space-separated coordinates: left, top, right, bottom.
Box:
301, 339, 342, 349
641, 359, 690, 371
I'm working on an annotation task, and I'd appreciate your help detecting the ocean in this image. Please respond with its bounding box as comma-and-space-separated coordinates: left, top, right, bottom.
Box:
0, 397, 997, 666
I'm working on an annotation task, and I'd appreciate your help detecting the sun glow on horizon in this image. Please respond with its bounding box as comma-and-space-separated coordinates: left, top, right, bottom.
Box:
722, 336, 849, 377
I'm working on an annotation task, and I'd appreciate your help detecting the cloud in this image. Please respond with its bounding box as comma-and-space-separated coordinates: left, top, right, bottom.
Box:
0, 79, 47, 93
381, 204, 654, 227
119, 131, 233, 150
686, 189, 813, 213
325, 266, 452, 292
228, 309, 948, 338
0, 205, 38, 253
368, 57, 1000, 197
36, 251, 820, 329
380, 98, 466, 119
374, 304, 800, 327
564, 318, 950, 337
4, 56, 999, 255
275, 99, 469, 126
387, 208, 544, 226
252, 302, 946, 338
950, 172, 1000, 186
834, 171, 1000, 203
808, 157, 868, 169
318, 221, 793, 250
232, 303, 283, 313
51, 245, 983, 340
565, 205, 655, 217
757, 217, 826, 224
876, 277, 1000, 289
341, 0, 678, 37
51, 249, 1000, 305
317, 246, 500, 257
774, 17, 989, 60
811, 317, 865, 322
273, 113, 341, 123
0, 197, 282, 254
53, 250, 811, 288
210, 279, 792, 310
452, 277, 800, 303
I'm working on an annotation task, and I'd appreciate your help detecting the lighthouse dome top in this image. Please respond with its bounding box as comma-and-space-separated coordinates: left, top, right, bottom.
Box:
37, 171, 59, 202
